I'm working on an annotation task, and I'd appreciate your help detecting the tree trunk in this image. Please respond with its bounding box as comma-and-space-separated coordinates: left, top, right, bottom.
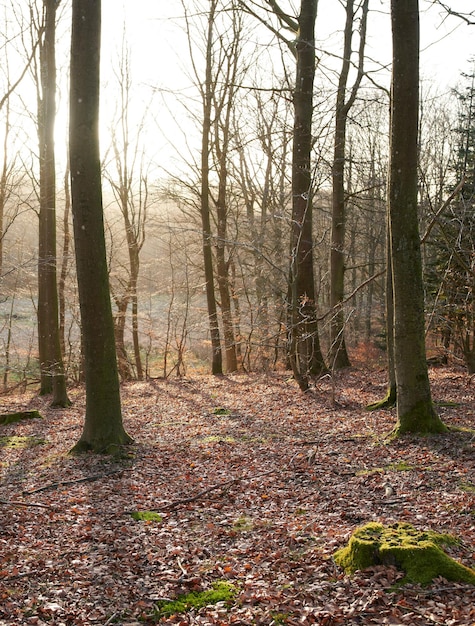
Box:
367, 229, 396, 411
289, 0, 326, 389
329, 0, 368, 369
37, 0, 70, 407
389, 0, 445, 434
200, 0, 223, 376
59, 161, 71, 359
69, 0, 132, 453
113, 295, 133, 381
213, 27, 239, 373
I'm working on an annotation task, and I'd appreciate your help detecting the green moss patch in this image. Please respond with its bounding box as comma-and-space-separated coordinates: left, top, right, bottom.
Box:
356, 461, 415, 477
130, 510, 162, 523
334, 522, 475, 586
212, 407, 231, 416
232, 516, 253, 532
201, 435, 235, 444
152, 581, 237, 619
0, 410, 43, 426
0, 435, 46, 449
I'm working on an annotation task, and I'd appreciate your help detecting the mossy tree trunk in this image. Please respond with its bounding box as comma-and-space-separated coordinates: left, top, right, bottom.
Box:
69, 0, 132, 453
388, 0, 445, 434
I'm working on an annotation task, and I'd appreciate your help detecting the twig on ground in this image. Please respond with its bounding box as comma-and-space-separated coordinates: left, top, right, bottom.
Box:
22, 468, 128, 495
158, 468, 277, 512
0, 498, 52, 509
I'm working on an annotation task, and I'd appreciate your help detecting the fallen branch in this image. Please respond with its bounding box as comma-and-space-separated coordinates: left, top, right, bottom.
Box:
0, 498, 52, 509
22, 468, 127, 495
158, 468, 277, 512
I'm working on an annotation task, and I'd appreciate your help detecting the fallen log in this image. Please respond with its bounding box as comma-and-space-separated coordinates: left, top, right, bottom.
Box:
0, 410, 43, 425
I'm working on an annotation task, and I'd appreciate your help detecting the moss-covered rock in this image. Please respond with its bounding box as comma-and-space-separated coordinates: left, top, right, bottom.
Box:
334, 522, 475, 585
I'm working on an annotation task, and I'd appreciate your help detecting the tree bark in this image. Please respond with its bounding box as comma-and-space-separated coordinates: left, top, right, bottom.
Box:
329, 0, 368, 370
289, 0, 326, 389
200, 0, 223, 375
69, 0, 132, 452
37, 0, 70, 407
212, 8, 241, 373
389, 0, 445, 434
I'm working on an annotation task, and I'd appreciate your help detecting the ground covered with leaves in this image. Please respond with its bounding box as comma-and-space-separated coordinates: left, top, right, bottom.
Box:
1, 366, 474, 625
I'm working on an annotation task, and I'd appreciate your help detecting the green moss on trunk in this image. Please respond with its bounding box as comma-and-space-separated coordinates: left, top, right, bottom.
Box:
366, 385, 397, 411
393, 401, 447, 435
334, 522, 475, 585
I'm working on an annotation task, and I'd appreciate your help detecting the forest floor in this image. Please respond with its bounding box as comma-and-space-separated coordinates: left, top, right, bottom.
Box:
0, 364, 474, 625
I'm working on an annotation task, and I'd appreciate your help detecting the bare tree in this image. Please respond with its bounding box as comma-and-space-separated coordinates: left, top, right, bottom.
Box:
34, 0, 70, 405
69, 0, 132, 452
240, 0, 327, 388
329, 0, 368, 370
104, 39, 150, 381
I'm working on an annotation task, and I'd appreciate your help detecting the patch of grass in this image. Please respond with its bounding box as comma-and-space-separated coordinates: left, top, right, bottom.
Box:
386, 461, 414, 472
212, 407, 231, 416
459, 482, 475, 493
201, 435, 235, 444
271, 613, 289, 624
355, 467, 385, 477
152, 581, 237, 619
232, 516, 253, 532
356, 461, 415, 477
130, 510, 162, 523
0, 435, 46, 449
294, 508, 307, 515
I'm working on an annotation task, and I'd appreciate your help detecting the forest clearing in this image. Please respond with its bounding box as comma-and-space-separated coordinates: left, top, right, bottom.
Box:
1, 365, 474, 625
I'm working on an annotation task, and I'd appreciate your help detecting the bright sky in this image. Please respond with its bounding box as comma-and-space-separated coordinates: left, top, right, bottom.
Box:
101, 0, 474, 89
97, 0, 474, 170
5, 1, 471, 176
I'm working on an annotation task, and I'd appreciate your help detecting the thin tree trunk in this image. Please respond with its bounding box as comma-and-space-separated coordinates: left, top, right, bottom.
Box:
37, 0, 70, 407
59, 161, 71, 359
329, 0, 368, 369
200, 0, 223, 375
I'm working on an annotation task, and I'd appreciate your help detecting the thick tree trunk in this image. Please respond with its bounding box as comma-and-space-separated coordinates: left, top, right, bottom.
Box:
389, 0, 445, 434
69, 0, 132, 452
